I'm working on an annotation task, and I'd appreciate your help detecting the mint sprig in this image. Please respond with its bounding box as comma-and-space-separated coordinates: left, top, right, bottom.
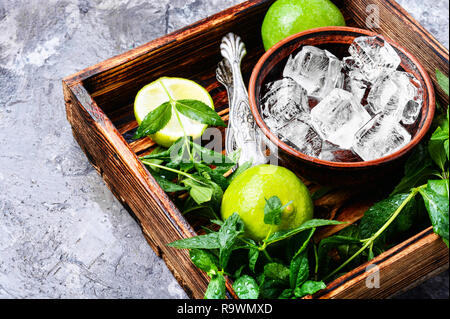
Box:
133, 80, 225, 140
168, 197, 341, 299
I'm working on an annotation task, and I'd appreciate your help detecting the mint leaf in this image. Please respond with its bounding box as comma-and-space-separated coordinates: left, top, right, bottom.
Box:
194, 163, 229, 191
204, 273, 226, 299
191, 142, 235, 167
419, 181, 449, 246
429, 139, 447, 172
182, 179, 213, 204
286, 228, 316, 261
140, 146, 168, 166
150, 172, 187, 192
248, 247, 259, 273
182, 198, 218, 220
133, 101, 172, 139
428, 179, 449, 197
266, 219, 343, 245
205, 179, 224, 211
359, 193, 418, 244
264, 196, 293, 226
167, 232, 220, 249
264, 196, 289, 226
264, 263, 290, 284
210, 219, 224, 226
190, 249, 219, 275
436, 69, 449, 96
233, 265, 245, 279
294, 281, 326, 298
431, 126, 449, 142
291, 228, 316, 260
391, 144, 435, 195
218, 213, 245, 269
317, 234, 362, 277
428, 115, 449, 171
232, 275, 259, 299
278, 289, 294, 299
141, 138, 187, 167
259, 279, 285, 299
290, 252, 309, 289
258, 264, 291, 298
168, 213, 245, 270
445, 140, 449, 160
166, 137, 192, 169
318, 235, 361, 249
175, 99, 226, 127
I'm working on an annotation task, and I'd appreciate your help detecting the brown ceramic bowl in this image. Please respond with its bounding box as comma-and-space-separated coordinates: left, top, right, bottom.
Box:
249, 27, 435, 187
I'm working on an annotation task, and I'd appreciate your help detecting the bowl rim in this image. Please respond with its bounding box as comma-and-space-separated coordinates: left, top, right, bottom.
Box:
249, 26, 435, 169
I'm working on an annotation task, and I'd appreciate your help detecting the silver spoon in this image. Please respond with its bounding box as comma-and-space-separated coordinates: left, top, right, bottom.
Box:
217, 33, 268, 167
216, 59, 238, 157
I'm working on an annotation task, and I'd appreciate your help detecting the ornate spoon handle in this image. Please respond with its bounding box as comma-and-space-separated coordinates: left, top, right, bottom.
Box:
219, 33, 268, 166
216, 59, 237, 156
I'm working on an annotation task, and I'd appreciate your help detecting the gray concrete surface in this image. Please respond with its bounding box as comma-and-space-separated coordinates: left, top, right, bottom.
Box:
0, 0, 448, 299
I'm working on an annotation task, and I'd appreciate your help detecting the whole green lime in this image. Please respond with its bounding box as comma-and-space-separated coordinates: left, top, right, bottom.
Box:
221, 164, 313, 242
261, 0, 346, 51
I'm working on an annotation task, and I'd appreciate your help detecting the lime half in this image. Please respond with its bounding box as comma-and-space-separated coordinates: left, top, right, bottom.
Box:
134, 77, 215, 147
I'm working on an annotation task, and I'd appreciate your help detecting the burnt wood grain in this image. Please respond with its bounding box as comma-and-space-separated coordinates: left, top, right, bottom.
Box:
63, 0, 449, 299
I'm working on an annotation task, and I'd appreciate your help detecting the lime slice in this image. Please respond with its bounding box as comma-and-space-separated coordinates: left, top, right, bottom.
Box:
134, 77, 215, 147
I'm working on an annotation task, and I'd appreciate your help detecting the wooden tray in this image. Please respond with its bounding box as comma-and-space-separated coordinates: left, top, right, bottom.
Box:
63, 0, 449, 299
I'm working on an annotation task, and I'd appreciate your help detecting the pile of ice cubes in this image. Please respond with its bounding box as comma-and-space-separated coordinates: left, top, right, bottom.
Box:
261, 36, 423, 162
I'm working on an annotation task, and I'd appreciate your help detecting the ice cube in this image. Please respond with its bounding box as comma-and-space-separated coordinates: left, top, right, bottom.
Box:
398, 74, 423, 125
310, 88, 371, 149
283, 46, 343, 100
367, 71, 423, 125
327, 57, 345, 92
402, 98, 423, 125
278, 119, 322, 158
263, 117, 280, 133
344, 69, 371, 105
348, 36, 401, 83
353, 114, 411, 161
318, 141, 362, 162
319, 141, 341, 161
262, 78, 310, 130
342, 56, 358, 71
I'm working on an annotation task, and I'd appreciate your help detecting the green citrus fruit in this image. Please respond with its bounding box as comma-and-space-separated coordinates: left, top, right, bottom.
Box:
261, 0, 346, 51
134, 77, 214, 148
221, 164, 313, 241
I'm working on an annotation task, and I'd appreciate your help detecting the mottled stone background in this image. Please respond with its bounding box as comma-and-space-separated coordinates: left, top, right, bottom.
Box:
0, 0, 448, 299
